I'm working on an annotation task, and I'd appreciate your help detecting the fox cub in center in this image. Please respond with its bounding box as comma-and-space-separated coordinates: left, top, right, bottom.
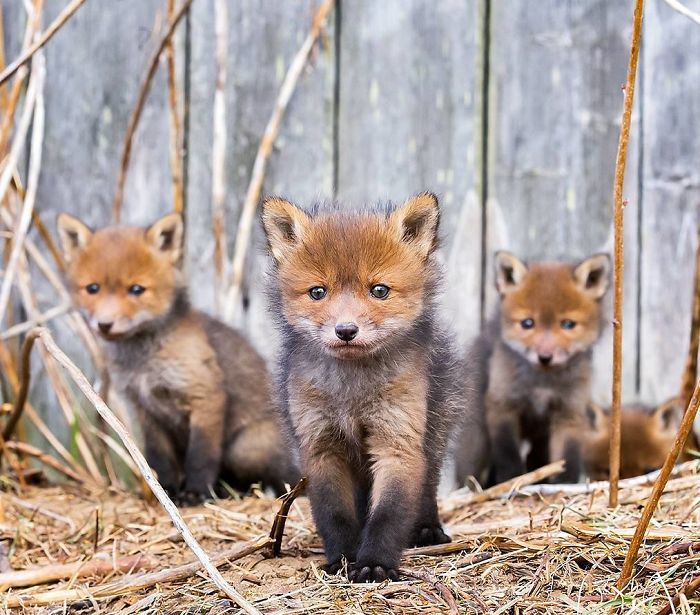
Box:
464, 251, 611, 485
57, 212, 298, 500
262, 193, 480, 583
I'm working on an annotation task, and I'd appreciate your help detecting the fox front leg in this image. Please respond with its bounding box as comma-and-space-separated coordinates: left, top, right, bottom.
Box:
181, 391, 227, 502
486, 397, 525, 484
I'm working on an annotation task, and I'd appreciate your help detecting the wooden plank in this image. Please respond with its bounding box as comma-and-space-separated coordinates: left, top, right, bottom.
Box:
486, 0, 641, 403
638, 0, 700, 403
186, 0, 335, 357
336, 0, 486, 345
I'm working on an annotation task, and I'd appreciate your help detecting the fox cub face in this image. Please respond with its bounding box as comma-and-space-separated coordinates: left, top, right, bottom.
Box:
584, 400, 682, 480
262, 193, 440, 359
57, 213, 184, 339
494, 252, 611, 368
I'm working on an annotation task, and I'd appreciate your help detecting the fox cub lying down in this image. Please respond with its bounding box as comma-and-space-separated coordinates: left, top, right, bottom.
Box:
57, 212, 298, 500
456, 251, 611, 485
262, 193, 485, 582
584, 399, 683, 480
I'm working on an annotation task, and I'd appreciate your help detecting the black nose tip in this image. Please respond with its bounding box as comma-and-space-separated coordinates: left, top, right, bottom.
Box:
538, 354, 553, 366
98, 322, 113, 334
335, 322, 359, 342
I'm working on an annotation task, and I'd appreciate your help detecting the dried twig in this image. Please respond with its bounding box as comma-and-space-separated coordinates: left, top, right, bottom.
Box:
656, 574, 700, 615
0, 301, 71, 339
661, 0, 700, 25
609, 0, 644, 509
618, 379, 700, 589
165, 0, 184, 214
680, 225, 700, 454
3, 440, 83, 483
0, 0, 89, 86
0, 62, 42, 325
19, 328, 260, 614
113, 0, 194, 222
3, 535, 271, 608
442, 461, 565, 513
1, 328, 41, 450
211, 0, 229, 313
270, 477, 308, 556
0, 554, 154, 589
222, 0, 335, 321
0, 336, 86, 477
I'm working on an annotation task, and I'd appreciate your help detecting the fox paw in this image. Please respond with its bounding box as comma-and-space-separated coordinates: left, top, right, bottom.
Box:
323, 559, 347, 575
412, 525, 451, 547
175, 490, 209, 506
349, 562, 399, 583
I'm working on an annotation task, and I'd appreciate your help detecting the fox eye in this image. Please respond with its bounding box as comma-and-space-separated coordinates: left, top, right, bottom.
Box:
370, 284, 390, 300
128, 284, 146, 296
520, 318, 535, 330
85, 283, 100, 295
561, 319, 577, 330
308, 286, 327, 301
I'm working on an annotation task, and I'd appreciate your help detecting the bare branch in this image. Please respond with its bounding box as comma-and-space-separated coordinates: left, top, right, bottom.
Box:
222, 0, 335, 321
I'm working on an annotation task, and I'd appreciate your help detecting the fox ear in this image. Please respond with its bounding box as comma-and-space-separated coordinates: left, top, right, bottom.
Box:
57, 213, 93, 264
494, 251, 528, 295
574, 253, 611, 300
653, 398, 683, 435
585, 402, 608, 432
146, 213, 184, 264
261, 197, 311, 261
389, 192, 440, 259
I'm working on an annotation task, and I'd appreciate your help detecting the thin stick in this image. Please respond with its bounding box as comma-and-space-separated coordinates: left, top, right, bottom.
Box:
680, 225, 700, 454
441, 461, 565, 513
514, 459, 698, 497
28, 327, 260, 614
0, 301, 71, 339
0, 66, 40, 326
656, 574, 700, 615
222, 0, 335, 321
7, 494, 77, 530
0, 337, 86, 477
3, 534, 272, 608
270, 477, 308, 556
211, 0, 229, 313
3, 440, 83, 483
0, 328, 40, 449
0, 55, 46, 323
165, 0, 184, 214
0, 554, 154, 589
661, 0, 700, 25
618, 379, 700, 589
609, 0, 644, 509
112, 0, 194, 222
0, 0, 38, 156
0, 0, 89, 86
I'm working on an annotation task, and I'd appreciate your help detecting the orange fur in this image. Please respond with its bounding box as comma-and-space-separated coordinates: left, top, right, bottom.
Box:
496, 253, 610, 368
584, 400, 682, 480
57, 213, 298, 498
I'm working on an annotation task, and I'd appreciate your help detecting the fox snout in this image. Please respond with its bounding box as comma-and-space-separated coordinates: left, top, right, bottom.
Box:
335, 322, 359, 342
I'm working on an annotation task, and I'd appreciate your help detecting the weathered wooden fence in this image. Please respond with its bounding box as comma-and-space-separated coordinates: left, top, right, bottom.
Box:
2, 0, 699, 446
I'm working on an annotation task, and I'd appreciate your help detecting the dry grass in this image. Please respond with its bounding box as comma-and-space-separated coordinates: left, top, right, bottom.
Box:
3, 463, 700, 613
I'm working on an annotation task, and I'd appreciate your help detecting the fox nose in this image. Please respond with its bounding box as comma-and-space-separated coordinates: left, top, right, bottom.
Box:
538, 354, 553, 366
98, 322, 113, 335
335, 322, 359, 342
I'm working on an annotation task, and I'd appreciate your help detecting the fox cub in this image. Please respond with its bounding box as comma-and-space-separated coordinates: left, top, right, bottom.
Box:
584, 399, 682, 480
262, 193, 479, 583
466, 251, 611, 485
57, 212, 298, 500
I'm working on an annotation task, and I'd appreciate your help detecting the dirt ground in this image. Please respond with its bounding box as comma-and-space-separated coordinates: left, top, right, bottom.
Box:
3, 464, 700, 614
